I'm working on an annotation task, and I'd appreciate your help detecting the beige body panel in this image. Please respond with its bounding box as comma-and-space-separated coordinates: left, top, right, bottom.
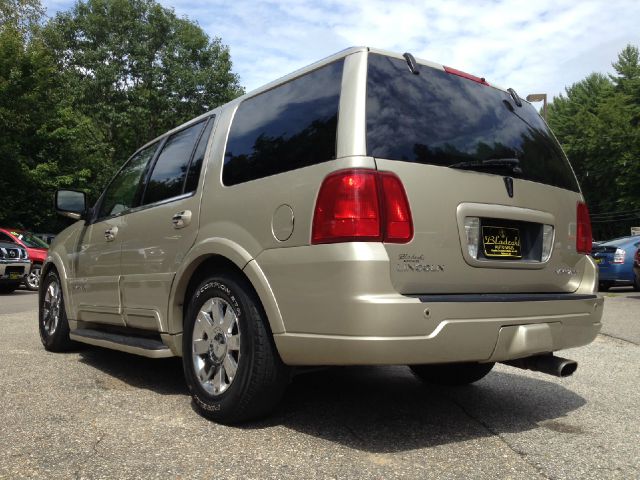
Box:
71, 217, 125, 325
119, 193, 201, 331
46, 46, 603, 366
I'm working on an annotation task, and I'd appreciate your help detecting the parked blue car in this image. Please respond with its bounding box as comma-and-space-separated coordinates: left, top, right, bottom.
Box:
591, 236, 640, 291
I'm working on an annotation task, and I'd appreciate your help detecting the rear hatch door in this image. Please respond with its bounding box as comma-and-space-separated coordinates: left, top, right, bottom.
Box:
366, 52, 586, 294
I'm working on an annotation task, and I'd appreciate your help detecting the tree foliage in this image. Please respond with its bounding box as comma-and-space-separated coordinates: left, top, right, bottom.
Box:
548, 44, 640, 239
0, 0, 243, 232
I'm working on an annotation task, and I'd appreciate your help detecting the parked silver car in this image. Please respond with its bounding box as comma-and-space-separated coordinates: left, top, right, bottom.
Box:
41, 47, 602, 423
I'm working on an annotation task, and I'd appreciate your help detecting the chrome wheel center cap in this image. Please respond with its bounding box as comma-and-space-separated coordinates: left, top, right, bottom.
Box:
209, 330, 227, 364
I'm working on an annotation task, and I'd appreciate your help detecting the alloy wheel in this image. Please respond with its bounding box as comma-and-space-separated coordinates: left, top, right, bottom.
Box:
42, 279, 61, 336
191, 297, 241, 396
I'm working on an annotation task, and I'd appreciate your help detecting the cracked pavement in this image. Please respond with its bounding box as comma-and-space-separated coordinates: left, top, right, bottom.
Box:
0, 288, 639, 479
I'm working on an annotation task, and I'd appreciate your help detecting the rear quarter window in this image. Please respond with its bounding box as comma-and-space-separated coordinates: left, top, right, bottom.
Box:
222, 60, 343, 186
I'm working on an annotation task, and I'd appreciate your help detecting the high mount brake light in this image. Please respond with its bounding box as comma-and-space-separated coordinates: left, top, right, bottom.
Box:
443, 66, 490, 85
312, 169, 413, 244
576, 202, 592, 254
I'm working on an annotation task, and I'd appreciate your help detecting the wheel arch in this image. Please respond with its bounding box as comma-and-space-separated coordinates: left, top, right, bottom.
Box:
40, 254, 72, 319
167, 239, 285, 355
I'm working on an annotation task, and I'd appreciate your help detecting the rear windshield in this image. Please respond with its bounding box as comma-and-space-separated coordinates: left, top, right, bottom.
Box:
366, 54, 579, 192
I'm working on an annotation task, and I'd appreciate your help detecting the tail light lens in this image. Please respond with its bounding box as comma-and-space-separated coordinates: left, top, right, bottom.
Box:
613, 248, 626, 264
312, 169, 413, 244
576, 202, 592, 254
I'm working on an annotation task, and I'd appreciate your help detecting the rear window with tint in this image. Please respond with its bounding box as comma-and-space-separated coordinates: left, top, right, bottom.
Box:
223, 60, 343, 186
366, 54, 579, 192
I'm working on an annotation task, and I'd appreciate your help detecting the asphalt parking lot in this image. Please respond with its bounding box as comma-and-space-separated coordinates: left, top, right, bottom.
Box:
1, 288, 638, 479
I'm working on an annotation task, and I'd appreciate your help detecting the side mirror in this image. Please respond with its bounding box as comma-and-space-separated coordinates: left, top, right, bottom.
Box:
55, 190, 87, 220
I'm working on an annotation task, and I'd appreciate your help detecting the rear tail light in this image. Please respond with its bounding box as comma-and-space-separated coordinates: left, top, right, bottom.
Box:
613, 248, 626, 264
312, 169, 413, 244
576, 202, 592, 254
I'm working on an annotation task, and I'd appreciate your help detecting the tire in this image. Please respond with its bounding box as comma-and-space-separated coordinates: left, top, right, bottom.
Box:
410, 362, 495, 386
633, 274, 640, 292
25, 264, 42, 291
182, 272, 290, 424
39, 270, 73, 351
599, 282, 611, 292
0, 283, 19, 294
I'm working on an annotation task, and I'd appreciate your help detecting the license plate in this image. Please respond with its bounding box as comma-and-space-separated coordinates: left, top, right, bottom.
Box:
8, 272, 22, 280
482, 226, 522, 259
594, 257, 603, 264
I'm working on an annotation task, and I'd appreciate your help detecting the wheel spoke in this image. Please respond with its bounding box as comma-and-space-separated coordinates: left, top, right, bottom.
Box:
195, 311, 216, 338
227, 334, 240, 351
221, 307, 235, 333
193, 339, 210, 355
197, 362, 213, 383
210, 298, 224, 324
223, 355, 237, 379
213, 367, 224, 393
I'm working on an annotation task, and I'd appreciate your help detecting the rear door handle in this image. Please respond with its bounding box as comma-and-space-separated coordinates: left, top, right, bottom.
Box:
104, 226, 118, 241
172, 210, 192, 229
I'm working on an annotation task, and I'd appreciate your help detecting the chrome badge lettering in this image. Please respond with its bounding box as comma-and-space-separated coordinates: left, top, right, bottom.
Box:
397, 254, 444, 273
555, 267, 577, 276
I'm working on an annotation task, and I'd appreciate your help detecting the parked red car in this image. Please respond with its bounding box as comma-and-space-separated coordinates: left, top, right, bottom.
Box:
0, 228, 48, 291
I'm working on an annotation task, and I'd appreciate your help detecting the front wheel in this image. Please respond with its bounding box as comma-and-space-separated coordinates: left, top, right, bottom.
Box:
39, 270, 73, 351
25, 264, 42, 291
182, 273, 289, 424
410, 362, 495, 386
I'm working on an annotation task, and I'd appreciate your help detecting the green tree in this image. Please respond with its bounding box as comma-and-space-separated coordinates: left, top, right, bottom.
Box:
0, 1, 110, 231
548, 45, 640, 238
45, 0, 244, 172
1, 0, 243, 232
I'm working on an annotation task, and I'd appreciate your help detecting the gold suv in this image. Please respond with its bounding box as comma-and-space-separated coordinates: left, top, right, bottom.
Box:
41, 48, 603, 423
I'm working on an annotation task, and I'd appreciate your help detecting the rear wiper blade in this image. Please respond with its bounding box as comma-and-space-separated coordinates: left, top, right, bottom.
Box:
448, 158, 522, 174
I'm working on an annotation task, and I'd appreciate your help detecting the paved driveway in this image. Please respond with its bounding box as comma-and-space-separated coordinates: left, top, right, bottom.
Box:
0, 290, 638, 479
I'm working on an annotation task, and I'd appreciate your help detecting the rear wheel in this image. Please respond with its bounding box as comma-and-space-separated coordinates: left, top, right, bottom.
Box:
25, 264, 42, 291
633, 275, 640, 292
39, 270, 73, 351
182, 272, 289, 424
0, 283, 19, 294
410, 362, 495, 386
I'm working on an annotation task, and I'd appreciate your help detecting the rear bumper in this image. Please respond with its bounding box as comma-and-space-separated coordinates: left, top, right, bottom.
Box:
257, 243, 603, 366
273, 297, 602, 365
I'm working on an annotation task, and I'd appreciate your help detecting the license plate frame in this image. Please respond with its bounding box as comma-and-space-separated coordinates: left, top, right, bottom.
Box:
482, 225, 522, 259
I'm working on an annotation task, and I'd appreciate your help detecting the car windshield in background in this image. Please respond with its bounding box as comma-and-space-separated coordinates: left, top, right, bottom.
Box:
366, 54, 580, 192
14, 231, 49, 249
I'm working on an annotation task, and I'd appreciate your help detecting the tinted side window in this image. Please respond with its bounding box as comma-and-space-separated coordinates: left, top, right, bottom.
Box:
98, 143, 158, 218
185, 117, 214, 193
143, 121, 206, 205
223, 60, 343, 186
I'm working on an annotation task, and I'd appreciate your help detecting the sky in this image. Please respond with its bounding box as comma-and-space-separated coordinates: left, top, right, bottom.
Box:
42, 0, 640, 101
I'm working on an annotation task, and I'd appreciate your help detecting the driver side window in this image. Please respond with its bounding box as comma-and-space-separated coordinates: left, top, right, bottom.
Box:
98, 143, 159, 219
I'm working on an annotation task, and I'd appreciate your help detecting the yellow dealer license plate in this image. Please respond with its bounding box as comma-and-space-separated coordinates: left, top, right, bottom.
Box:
482, 226, 522, 259
9, 272, 22, 280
